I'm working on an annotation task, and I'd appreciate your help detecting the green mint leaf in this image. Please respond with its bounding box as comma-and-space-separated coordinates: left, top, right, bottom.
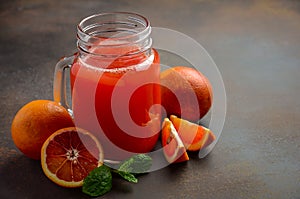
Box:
116, 171, 138, 183
82, 165, 112, 197
119, 154, 152, 174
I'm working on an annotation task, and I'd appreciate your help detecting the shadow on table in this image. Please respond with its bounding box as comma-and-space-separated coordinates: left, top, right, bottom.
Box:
0, 155, 85, 199
164, 150, 214, 177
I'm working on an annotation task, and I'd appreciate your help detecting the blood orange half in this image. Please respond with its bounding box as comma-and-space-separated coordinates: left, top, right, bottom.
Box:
41, 127, 104, 188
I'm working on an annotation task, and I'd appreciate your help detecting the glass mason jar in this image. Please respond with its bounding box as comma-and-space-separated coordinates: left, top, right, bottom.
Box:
54, 12, 161, 161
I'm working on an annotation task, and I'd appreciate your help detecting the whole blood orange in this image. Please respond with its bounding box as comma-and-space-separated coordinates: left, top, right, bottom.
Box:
160, 66, 213, 122
161, 118, 189, 164
41, 127, 104, 188
11, 100, 74, 159
170, 115, 216, 151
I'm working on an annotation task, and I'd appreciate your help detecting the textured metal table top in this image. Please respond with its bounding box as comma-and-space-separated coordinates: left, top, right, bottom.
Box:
0, 0, 299, 198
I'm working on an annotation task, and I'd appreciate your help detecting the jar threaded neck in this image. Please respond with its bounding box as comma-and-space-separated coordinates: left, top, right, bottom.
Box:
77, 12, 152, 58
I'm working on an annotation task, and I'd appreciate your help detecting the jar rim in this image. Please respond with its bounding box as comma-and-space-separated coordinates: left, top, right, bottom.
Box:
77, 12, 150, 44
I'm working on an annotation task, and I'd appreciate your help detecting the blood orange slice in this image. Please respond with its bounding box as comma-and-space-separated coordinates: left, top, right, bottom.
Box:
161, 118, 189, 163
170, 115, 216, 151
41, 127, 104, 188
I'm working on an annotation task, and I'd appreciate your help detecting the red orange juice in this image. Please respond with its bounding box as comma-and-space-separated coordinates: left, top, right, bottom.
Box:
70, 48, 161, 160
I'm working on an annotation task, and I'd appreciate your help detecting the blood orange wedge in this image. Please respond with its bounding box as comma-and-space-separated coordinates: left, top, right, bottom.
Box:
170, 115, 216, 151
41, 127, 104, 188
161, 118, 189, 164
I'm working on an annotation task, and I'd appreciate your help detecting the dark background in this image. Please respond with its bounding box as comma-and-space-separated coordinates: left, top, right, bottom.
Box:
0, 0, 299, 198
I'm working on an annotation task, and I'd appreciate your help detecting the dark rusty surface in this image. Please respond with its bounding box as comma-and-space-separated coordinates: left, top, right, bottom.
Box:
0, 0, 299, 198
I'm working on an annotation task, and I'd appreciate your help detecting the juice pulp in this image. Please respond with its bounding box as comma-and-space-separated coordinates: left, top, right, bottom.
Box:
70, 49, 161, 160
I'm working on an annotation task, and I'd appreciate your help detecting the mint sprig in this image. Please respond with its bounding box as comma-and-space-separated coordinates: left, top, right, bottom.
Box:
82, 154, 152, 197
113, 170, 138, 183
82, 165, 112, 197
118, 154, 152, 174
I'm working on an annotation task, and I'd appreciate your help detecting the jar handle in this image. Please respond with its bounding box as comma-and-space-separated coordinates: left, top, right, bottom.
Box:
53, 55, 75, 116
